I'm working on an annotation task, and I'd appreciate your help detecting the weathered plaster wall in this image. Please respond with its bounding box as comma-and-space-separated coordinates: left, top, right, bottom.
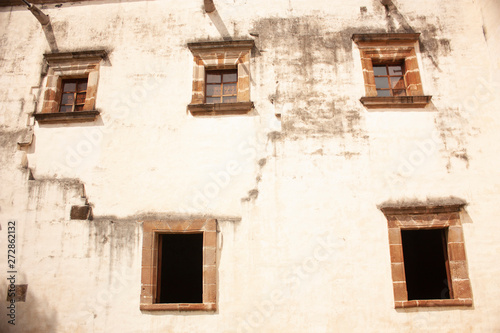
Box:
1, 0, 500, 332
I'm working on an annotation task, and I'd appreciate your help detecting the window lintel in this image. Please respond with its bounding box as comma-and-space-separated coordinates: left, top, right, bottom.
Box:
43, 50, 107, 65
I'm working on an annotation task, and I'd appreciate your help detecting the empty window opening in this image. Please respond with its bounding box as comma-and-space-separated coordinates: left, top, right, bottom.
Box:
157, 233, 203, 304
401, 229, 451, 300
205, 69, 238, 103
373, 63, 407, 97
60, 78, 88, 112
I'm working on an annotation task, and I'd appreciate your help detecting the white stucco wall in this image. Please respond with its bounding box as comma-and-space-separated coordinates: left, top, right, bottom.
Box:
1, 0, 500, 332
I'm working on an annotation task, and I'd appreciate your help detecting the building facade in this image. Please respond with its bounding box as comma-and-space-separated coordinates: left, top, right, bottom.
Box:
1, 0, 499, 332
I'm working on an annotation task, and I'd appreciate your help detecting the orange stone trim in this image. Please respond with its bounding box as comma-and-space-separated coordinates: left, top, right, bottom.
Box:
140, 219, 217, 312
187, 40, 254, 113
39, 50, 106, 119
380, 202, 473, 308
353, 33, 431, 109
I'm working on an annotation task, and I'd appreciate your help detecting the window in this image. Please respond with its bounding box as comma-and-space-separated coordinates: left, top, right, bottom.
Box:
187, 40, 254, 115
60, 79, 88, 112
34, 50, 106, 124
140, 219, 217, 311
353, 33, 432, 108
380, 201, 473, 308
373, 63, 406, 97
205, 70, 238, 103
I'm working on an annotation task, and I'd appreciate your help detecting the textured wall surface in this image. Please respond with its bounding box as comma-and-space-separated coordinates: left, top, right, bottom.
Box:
0, 0, 500, 332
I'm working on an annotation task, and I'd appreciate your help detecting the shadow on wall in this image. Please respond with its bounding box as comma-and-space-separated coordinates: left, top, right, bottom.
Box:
0, 283, 58, 333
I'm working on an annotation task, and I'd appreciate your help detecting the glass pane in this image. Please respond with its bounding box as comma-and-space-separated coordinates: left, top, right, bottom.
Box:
223, 96, 237, 103
223, 83, 237, 96
206, 73, 221, 83
77, 81, 87, 91
206, 84, 221, 96
74, 105, 84, 111
388, 65, 403, 75
63, 82, 76, 92
393, 89, 407, 96
391, 77, 406, 89
373, 66, 387, 76
222, 72, 237, 82
206, 97, 221, 103
59, 105, 72, 113
376, 89, 391, 97
76, 92, 86, 104
375, 77, 389, 89
61, 93, 74, 104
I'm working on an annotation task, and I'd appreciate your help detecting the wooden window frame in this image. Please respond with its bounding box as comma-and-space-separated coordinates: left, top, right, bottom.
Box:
187, 40, 254, 115
373, 62, 407, 97
140, 219, 217, 311
205, 69, 238, 104
380, 203, 473, 308
59, 78, 88, 112
34, 50, 106, 124
353, 33, 432, 109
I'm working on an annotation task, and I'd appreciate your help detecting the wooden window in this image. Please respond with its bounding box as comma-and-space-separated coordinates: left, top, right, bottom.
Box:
205, 70, 238, 104
60, 79, 88, 112
373, 63, 407, 97
140, 219, 217, 311
380, 201, 473, 308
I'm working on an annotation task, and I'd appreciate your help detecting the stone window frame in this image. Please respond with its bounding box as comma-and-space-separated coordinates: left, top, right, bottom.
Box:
34, 50, 106, 124
140, 219, 217, 311
380, 203, 473, 308
187, 40, 254, 115
353, 33, 432, 109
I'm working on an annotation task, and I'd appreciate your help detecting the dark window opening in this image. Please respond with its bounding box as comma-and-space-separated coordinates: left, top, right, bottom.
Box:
60, 78, 88, 112
373, 63, 407, 97
401, 229, 451, 300
205, 69, 238, 103
157, 233, 203, 304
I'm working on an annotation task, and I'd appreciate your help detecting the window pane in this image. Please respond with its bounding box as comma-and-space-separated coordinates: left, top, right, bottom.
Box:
63, 82, 76, 92
391, 77, 406, 89
223, 96, 237, 103
375, 77, 390, 89
206, 84, 221, 97
206, 97, 221, 103
222, 72, 237, 82
77, 81, 87, 92
388, 65, 403, 75
61, 93, 74, 105
376, 89, 391, 97
206, 73, 221, 83
74, 105, 84, 111
223, 83, 237, 96
76, 92, 86, 104
59, 105, 72, 113
373, 66, 387, 76
393, 89, 407, 96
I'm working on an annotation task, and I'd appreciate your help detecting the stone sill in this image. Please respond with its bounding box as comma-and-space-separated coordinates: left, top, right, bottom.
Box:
34, 110, 100, 124
360, 96, 432, 109
140, 303, 216, 311
395, 299, 473, 308
188, 102, 254, 115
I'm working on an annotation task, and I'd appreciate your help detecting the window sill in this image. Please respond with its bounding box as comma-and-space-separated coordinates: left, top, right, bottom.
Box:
360, 96, 432, 109
395, 299, 473, 308
140, 303, 216, 311
34, 110, 100, 124
188, 102, 254, 115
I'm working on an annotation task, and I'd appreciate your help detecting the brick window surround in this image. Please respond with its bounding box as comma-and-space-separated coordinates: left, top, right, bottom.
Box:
353, 33, 432, 109
187, 40, 254, 115
380, 202, 473, 308
140, 219, 217, 311
34, 50, 106, 124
